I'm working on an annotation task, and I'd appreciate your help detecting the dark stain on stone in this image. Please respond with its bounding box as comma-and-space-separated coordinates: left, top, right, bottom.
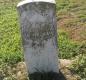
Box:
29, 71, 67, 80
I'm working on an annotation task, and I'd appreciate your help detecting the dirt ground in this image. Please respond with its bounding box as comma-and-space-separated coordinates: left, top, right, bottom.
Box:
13, 59, 80, 80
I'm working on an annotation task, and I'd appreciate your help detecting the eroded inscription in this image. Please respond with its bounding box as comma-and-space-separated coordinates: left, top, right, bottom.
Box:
22, 23, 55, 48
20, 3, 56, 49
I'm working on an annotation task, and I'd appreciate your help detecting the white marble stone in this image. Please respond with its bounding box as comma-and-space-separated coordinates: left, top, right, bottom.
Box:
17, 0, 59, 74
17, 0, 56, 7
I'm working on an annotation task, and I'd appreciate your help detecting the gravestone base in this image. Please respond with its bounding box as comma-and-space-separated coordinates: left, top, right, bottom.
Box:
29, 72, 59, 80
29, 71, 66, 80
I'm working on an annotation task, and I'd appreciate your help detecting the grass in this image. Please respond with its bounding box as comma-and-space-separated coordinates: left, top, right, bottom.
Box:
58, 30, 80, 59
0, 0, 23, 64
0, 0, 86, 80
56, 0, 86, 79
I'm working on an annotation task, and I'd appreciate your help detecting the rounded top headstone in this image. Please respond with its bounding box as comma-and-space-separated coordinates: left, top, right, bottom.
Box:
17, 0, 56, 7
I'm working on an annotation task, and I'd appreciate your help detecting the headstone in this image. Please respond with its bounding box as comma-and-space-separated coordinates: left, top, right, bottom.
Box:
17, 0, 59, 79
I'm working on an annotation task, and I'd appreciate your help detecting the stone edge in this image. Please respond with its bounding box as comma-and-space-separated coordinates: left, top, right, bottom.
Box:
17, 0, 56, 7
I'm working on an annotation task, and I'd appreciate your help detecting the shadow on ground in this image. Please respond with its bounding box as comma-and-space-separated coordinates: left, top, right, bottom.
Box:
29, 71, 66, 80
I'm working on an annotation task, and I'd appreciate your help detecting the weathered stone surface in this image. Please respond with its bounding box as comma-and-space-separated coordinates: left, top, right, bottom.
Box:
17, 0, 59, 74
